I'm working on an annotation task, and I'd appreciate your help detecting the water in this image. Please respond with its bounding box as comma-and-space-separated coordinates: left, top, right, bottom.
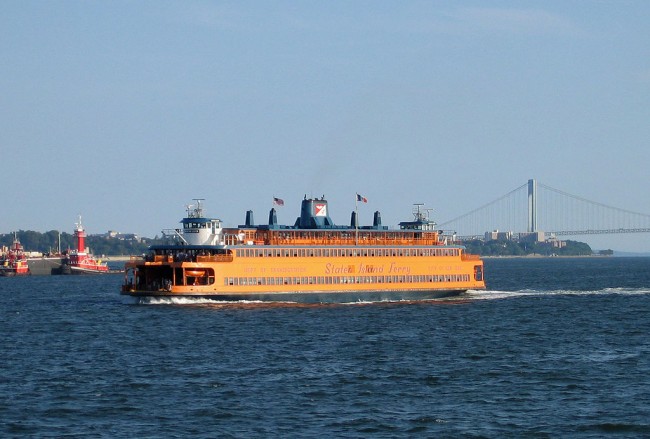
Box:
1, 257, 650, 437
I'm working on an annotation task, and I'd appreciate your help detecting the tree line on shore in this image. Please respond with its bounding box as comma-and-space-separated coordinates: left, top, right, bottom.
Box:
462, 239, 599, 256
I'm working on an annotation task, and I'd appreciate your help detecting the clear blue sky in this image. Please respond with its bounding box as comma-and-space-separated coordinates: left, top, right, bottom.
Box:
2, 1, 649, 252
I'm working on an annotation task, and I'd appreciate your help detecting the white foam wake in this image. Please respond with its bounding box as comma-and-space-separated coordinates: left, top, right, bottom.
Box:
465, 287, 650, 300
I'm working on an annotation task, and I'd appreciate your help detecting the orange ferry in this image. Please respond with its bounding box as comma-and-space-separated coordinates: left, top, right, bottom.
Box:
121, 197, 485, 302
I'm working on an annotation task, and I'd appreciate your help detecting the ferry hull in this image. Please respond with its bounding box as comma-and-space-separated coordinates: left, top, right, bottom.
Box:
121, 251, 484, 303
0, 268, 30, 277
122, 288, 467, 304
54, 264, 116, 275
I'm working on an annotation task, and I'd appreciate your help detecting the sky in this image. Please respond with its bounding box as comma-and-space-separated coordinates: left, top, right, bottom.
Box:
2, 1, 649, 252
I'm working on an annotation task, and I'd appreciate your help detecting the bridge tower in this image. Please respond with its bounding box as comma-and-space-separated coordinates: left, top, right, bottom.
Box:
528, 179, 537, 232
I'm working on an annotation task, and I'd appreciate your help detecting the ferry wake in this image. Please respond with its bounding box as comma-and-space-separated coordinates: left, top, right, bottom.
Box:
121, 197, 485, 303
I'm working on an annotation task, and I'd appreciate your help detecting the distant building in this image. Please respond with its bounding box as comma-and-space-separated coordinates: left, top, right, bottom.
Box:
484, 230, 513, 241
92, 231, 141, 242
519, 231, 546, 243
547, 237, 566, 248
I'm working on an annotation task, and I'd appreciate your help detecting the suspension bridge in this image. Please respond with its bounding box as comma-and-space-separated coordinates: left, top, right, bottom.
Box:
439, 179, 650, 240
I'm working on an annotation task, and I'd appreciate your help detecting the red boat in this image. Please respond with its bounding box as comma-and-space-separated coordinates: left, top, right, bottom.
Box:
60, 217, 109, 275
0, 235, 30, 276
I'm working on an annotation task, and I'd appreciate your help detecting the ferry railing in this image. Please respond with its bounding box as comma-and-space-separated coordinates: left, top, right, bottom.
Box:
196, 254, 234, 263
267, 237, 442, 246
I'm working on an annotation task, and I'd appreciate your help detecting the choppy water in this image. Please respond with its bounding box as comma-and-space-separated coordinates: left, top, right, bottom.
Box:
1, 257, 650, 437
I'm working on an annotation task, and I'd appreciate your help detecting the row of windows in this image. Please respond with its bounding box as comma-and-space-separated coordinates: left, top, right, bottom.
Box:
225, 274, 470, 286
234, 247, 461, 258
184, 222, 210, 229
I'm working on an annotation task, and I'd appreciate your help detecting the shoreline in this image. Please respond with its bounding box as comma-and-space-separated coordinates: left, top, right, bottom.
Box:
482, 254, 649, 259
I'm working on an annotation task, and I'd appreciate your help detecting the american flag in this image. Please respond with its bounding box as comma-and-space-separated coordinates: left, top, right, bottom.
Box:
273, 197, 284, 206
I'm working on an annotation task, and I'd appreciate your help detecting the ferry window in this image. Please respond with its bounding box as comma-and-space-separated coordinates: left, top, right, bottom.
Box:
318, 277, 324, 284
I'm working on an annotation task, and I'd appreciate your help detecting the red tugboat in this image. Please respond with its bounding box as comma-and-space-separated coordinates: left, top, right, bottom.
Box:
60, 216, 109, 275
0, 234, 30, 276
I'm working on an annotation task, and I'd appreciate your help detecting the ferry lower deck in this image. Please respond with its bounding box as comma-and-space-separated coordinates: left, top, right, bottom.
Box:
122, 244, 485, 302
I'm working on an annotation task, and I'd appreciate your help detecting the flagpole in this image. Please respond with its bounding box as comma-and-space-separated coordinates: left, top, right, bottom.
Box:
355, 194, 359, 246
